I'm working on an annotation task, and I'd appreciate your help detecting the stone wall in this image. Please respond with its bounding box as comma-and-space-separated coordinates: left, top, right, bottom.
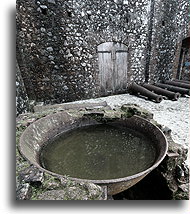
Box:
149, 0, 189, 82
16, 0, 190, 105
16, 60, 29, 116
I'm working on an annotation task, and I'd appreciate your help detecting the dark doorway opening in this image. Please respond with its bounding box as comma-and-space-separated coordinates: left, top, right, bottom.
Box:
176, 37, 190, 81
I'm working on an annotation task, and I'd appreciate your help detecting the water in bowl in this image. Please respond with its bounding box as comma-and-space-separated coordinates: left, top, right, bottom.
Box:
40, 124, 157, 180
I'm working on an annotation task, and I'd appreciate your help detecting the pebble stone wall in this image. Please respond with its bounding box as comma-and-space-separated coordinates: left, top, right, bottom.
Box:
148, 0, 189, 82
16, 60, 29, 116
16, 0, 189, 107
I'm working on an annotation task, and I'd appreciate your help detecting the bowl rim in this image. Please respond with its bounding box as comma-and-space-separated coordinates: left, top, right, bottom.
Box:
19, 112, 168, 185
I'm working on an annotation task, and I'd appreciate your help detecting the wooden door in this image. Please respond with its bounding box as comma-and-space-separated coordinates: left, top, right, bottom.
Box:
98, 42, 128, 94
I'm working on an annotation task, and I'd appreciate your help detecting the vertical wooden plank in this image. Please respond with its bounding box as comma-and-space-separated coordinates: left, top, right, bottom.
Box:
98, 52, 113, 93
115, 52, 128, 90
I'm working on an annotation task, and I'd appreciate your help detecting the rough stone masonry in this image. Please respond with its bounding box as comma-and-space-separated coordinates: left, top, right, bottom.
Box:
16, 0, 190, 200
16, 0, 189, 113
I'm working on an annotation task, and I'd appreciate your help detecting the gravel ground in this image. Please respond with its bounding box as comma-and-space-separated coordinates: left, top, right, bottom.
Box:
73, 94, 190, 162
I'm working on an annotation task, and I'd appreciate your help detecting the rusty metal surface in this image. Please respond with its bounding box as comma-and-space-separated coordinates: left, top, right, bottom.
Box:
143, 83, 180, 101
172, 79, 190, 84
19, 112, 168, 196
164, 80, 190, 89
154, 82, 190, 95
128, 82, 163, 103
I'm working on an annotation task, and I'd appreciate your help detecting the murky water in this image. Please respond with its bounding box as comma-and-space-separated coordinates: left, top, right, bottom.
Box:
40, 124, 157, 180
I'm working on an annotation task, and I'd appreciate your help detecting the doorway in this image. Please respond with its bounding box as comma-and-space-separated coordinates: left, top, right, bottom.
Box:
98, 42, 128, 95
176, 37, 190, 81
